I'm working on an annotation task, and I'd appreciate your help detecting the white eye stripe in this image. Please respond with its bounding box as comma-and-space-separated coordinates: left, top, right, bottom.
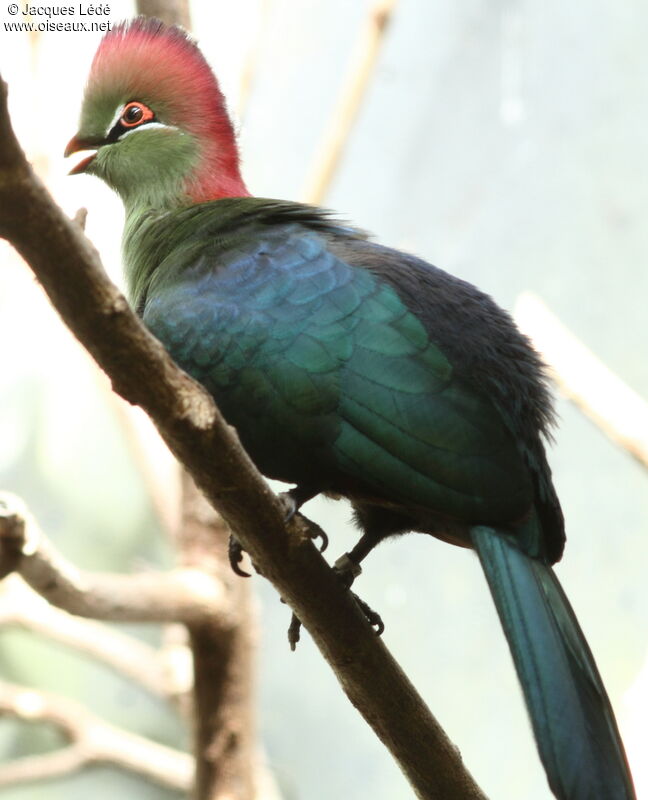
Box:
105, 104, 125, 137
116, 122, 179, 140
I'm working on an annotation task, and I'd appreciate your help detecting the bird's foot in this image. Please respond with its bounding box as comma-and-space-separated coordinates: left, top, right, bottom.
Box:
287, 552, 384, 649
228, 488, 326, 578
288, 613, 302, 651
278, 485, 319, 522
278, 488, 328, 553
333, 553, 363, 586
302, 517, 328, 553
349, 591, 384, 636
228, 534, 251, 577
334, 553, 384, 635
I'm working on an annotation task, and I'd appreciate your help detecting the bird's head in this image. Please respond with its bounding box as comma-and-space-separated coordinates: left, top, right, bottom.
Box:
65, 17, 248, 210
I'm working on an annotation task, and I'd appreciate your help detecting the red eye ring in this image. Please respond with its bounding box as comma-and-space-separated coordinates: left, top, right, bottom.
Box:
120, 101, 155, 128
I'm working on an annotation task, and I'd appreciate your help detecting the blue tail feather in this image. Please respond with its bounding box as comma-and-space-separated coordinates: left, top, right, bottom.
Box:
471, 526, 635, 800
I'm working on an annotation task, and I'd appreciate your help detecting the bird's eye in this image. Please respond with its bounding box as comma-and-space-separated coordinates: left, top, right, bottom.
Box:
119, 101, 155, 128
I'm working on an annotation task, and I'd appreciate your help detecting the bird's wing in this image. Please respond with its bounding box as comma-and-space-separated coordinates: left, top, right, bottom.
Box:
329, 266, 533, 522
143, 222, 532, 523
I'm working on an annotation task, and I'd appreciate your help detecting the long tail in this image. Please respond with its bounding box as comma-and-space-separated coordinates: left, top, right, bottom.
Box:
471, 526, 635, 800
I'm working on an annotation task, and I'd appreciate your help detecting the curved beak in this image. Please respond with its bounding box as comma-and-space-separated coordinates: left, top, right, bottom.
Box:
64, 134, 106, 175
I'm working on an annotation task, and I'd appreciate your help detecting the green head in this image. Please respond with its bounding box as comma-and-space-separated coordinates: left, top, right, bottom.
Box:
66, 17, 248, 213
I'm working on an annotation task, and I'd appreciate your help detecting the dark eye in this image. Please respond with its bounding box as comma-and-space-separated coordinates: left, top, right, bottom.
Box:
124, 105, 142, 123
119, 101, 155, 128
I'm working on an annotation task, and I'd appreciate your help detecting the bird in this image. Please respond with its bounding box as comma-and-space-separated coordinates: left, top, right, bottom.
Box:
65, 17, 635, 799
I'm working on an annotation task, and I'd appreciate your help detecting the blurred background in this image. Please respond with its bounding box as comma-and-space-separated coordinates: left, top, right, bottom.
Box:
0, 0, 647, 797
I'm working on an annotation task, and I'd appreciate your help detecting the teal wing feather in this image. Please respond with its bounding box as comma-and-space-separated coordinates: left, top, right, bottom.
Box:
334, 292, 531, 520
142, 221, 532, 524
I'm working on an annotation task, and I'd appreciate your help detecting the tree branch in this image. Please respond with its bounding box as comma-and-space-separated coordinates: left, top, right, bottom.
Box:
180, 474, 256, 800
0, 492, 231, 626
0, 76, 485, 799
0, 576, 180, 698
0, 679, 193, 790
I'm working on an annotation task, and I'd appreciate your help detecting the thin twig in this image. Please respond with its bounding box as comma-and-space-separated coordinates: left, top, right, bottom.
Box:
0, 576, 177, 697
302, 0, 398, 204
0, 679, 193, 790
0, 492, 231, 627
515, 292, 648, 469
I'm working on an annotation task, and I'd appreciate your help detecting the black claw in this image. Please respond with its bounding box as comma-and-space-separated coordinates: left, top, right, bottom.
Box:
306, 518, 328, 553
350, 591, 385, 636
284, 551, 384, 648
228, 534, 250, 577
278, 489, 329, 553
288, 613, 302, 650
333, 553, 384, 635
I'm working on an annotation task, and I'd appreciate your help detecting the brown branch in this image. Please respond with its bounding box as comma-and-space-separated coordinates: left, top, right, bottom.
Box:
302, 0, 398, 204
0, 576, 177, 698
515, 292, 648, 469
180, 474, 256, 800
0, 679, 193, 790
0, 77, 486, 799
0, 492, 231, 627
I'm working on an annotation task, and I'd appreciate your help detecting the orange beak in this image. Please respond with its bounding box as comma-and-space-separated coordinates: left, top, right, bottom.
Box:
64, 134, 104, 174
